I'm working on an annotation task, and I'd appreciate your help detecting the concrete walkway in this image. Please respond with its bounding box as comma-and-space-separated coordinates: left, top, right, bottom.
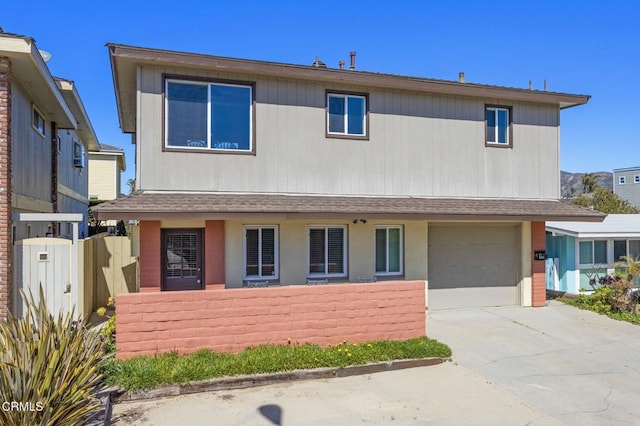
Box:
112, 301, 640, 425
112, 362, 554, 425
428, 300, 640, 426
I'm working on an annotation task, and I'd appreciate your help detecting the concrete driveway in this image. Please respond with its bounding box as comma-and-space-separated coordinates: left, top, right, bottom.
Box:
428, 300, 640, 426
112, 301, 640, 425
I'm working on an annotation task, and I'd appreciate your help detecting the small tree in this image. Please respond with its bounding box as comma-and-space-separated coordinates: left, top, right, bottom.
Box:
580, 172, 600, 194
572, 187, 640, 214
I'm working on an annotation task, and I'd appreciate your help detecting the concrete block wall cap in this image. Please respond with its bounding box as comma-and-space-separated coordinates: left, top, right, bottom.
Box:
111, 357, 448, 403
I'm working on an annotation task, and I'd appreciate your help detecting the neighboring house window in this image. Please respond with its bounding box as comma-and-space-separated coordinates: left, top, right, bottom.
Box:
57, 136, 62, 153
619, 176, 626, 184
485, 106, 512, 147
613, 239, 640, 261
326, 92, 367, 138
375, 226, 403, 275
635, 175, 640, 184
244, 226, 278, 279
308, 226, 347, 276
165, 78, 253, 152
73, 142, 84, 168
32, 106, 45, 137
579, 240, 607, 265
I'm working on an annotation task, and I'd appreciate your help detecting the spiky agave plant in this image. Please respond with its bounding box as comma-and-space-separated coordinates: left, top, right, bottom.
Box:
0, 287, 109, 425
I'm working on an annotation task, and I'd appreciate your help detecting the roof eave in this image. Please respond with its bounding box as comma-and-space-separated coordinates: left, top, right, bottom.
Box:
0, 36, 76, 129
54, 78, 100, 151
107, 43, 590, 135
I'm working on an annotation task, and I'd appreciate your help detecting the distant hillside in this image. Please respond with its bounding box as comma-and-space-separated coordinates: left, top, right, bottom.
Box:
561, 171, 612, 199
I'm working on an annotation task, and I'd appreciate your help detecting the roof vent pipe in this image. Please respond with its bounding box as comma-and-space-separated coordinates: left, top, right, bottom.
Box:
458, 72, 465, 83
339, 60, 345, 70
349, 51, 356, 70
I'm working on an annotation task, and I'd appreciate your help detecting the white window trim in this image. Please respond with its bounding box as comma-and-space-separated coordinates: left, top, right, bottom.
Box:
619, 176, 627, 184
164, 79, 253, 152
327, 93, 367, 137
32, 105, 45, 138
634, 175, 640, 184
307, 225, 348, 278
242, 225, 279, 280
577, 239, 608, 267
375, 225, 404, 276
485, 106, 510, 145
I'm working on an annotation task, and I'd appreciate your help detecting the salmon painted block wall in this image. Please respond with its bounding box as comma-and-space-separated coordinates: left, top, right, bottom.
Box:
531, 221, 546, 307
139, 221, 161, 292
115, 280, 426, 359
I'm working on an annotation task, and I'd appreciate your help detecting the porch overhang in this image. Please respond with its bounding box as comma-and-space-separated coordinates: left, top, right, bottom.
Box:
92, 191, 606, 222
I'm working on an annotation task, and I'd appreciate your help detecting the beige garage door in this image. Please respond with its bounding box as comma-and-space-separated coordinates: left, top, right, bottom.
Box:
428, 224, 520, 310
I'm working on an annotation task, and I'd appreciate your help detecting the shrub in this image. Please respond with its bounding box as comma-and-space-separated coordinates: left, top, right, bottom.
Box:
0, 288, 109, 426
97, 296, 116, 353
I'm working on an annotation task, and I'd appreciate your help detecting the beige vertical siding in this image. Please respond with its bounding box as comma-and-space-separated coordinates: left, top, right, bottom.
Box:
136, 65, 560, 199
88, 155, 118, 200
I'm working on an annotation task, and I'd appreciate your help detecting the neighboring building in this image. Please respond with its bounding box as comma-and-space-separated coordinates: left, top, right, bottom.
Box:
546, 215, 640, 294
0, 32, 99, 319
88, 143, 126, 201
613, 166, 640, 208
94, 44, 603, 312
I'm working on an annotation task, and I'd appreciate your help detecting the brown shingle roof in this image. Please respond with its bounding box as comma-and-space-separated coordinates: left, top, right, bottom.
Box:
92, 192, 605, 222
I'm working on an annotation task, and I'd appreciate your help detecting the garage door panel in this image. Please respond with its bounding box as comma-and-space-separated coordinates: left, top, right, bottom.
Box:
428, 224, 521, 309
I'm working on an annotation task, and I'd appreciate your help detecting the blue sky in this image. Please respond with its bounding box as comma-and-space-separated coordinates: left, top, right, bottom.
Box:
4, 0, 639, 192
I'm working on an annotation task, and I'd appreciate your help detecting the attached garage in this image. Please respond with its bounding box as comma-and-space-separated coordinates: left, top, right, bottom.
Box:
428, 223, 521, 310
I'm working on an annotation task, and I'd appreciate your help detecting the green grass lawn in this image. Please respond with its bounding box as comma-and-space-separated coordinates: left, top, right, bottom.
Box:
100, 337, 451, 391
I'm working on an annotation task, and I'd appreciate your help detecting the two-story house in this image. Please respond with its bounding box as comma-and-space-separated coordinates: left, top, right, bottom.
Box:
94, 44, 604, 311
88, 143, 126, 202
0, 32, 99, 319
613, 166, 640, 208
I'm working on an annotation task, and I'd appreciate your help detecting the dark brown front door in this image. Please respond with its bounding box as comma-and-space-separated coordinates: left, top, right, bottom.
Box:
162, 229, 204, 291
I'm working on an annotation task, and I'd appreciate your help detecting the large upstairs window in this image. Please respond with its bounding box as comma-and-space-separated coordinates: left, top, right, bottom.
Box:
165, 78, 254, 152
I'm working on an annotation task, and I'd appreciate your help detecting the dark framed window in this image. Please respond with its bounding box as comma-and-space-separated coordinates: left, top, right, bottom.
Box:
165, 78, 254, 152
326, 91, 368, 139
308, 226, 347, 277
614, 239, 640, 261
485, 105, 512, 147
244, 226, 278, 280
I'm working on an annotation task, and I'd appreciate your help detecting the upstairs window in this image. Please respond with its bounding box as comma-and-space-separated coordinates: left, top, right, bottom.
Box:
327, 92, 367, 138
73, 141, 84, 168
635, 175, 640, 184
32, 106, 45, 137
485, 106, 512, 147
165, 78, 254, 152
619, 176, 627, 185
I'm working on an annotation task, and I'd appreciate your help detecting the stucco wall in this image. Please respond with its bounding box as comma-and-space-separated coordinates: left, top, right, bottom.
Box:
224, 219, 427, 286
115, 280, 426, 359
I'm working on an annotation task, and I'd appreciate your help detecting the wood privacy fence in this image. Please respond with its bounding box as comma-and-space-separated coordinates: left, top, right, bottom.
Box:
79, 234, 137, 319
